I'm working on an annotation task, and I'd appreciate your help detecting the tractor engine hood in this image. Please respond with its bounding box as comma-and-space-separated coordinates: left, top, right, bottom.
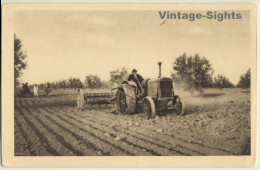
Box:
147, 77, 174, 98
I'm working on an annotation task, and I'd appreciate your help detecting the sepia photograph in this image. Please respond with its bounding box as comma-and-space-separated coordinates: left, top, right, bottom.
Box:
2, 3, 257, 167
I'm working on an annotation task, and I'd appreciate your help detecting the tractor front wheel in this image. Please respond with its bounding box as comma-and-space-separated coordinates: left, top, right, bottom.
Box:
143, 97, 156, 119
174, 97, 185, 116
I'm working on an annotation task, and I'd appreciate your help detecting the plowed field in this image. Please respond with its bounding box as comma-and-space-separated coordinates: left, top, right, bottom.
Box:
14, 89, 251, 156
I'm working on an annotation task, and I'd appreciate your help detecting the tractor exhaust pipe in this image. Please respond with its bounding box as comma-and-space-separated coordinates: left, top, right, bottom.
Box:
158, 62, 162, 78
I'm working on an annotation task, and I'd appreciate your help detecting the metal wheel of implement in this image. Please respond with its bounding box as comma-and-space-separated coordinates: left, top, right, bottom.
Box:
175, 97, 185, 116
116, 89, 127, 114
143, 97, 156, 119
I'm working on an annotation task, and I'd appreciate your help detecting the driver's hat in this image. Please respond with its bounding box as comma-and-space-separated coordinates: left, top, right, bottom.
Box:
132, 69, 137, 73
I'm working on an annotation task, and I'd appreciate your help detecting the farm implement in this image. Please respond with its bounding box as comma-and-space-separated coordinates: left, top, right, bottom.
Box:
84, 92, 116, 106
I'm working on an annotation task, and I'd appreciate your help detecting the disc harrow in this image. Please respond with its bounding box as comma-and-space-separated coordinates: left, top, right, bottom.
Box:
84, 93, 116, 106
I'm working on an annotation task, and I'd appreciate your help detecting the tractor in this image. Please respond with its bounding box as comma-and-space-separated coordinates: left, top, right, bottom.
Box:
115, 62, 185, 119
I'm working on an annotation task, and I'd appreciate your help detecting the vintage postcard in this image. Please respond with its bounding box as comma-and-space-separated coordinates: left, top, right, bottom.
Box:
1, 3, 257, 168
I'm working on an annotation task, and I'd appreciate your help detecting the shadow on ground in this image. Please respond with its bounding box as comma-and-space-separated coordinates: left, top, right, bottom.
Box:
196, 93, 225, 98
241, 90, 250, 93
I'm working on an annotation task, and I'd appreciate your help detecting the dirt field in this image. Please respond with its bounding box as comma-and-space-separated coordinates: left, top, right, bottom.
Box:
14, 88, 250, 156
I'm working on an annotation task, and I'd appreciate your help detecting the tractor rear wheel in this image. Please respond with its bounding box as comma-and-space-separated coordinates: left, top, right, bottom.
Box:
116, 89, 127, 114
143, 97, 156, 119
116, 86, 136, 114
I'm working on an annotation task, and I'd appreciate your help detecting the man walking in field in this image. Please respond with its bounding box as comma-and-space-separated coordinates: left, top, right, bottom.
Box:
77, 88, 84, 111
33, 84, 38, 97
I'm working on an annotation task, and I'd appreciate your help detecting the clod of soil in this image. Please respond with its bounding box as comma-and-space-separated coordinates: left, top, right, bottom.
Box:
157, 129, 164, 133
114, 136, 121, 141
135, 122, 140, 126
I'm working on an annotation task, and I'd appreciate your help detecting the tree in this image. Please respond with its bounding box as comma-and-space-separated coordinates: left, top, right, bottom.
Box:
74, 78, 84, 89
172, 53, 214, 93
110, 67, 128, 85
84, 75, 101, 89
51, 81, 59, 90
237, 69, 250, 88
214, 74, 234, 90
38, 83, 46, 90
100, 80, 109, 89
58, 79, 68, 90
68, 77, 84, 90
14, 34, 28, 88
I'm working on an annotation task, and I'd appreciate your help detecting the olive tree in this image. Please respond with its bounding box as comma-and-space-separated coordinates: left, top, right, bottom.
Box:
237, 69, 250, 88
14, 34, 28, 88
68, 77, 84, 90
84, 75, 102, 89
110, 67, 128, 85
172, 53, 214, 93
214, 74, 234, 90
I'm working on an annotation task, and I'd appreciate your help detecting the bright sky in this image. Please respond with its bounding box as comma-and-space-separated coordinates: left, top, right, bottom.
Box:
14, 10, 251, 85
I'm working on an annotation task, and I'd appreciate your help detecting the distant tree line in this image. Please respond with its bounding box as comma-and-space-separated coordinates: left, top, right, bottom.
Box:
23, 68, 130, 91
32, 76, 109, 91
171, 53, 250, 93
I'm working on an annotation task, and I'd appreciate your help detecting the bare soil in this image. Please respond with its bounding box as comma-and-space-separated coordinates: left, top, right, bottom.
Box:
14, 88, 250, 156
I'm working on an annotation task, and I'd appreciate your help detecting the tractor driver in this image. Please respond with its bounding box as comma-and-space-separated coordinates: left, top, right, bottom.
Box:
128, 69, 144, 94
